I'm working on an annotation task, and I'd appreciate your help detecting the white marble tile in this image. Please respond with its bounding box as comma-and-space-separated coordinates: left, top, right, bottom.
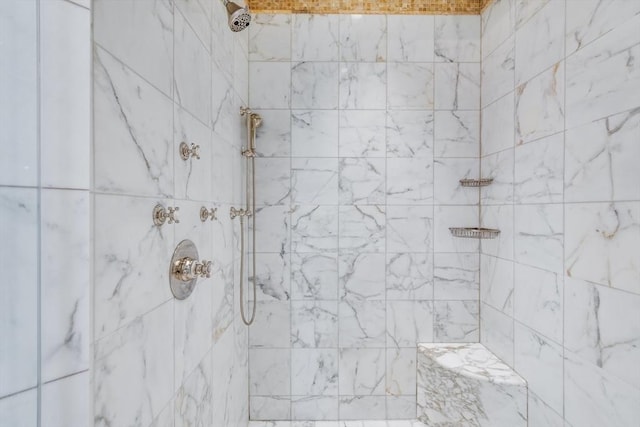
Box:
480, 149, 514, 205
564, 276, 640, 390
480, 302, 514, 367
515, 62, 565, 144
339, 158, 385, 205
386, 395, 417, 420
386, 206, 433, 253
386, 253, 433, 301
0, 0, 37, 187
255, 109, 291, 157
514, 132, 564, 203
174, 0, 210, 51
566, 0, 640, 55
564, 349, 640, 427
514, 204, 564, 274
292, 205, 339, 253
387, 111, 434, 158
435, 63, 480, 110
93, 194, 174, 338
386, 348, 417, 397
174, 9, 211, 123
93, 0, 173, 96
254, 252, 291, 301
339, 348, 385, 395
388, 63, 434, 110
211, 65, 237, 140
515, 0, 550, 30
94, 302, 174, 427
40, 190, 90, 382
565, 202, 640, 294
291, 301, 339, 348
175, 359, 213, 427
387, 158, 433, 205
338, 205, 385, 253
481, 0, 514, 58
434, 15, 481, 62
339, 15, 386, 62
481, 35, 515, 108
0, 389, 37, 427
434, 300, 479, 342
249, 348, 291, 395
434, 158, 480, 205
211, 325, 246, 426
339, 63, 387, 110
94, 47, 174, 197
251, 396, 291, 421
339, 253, 386, 301
433, 205, 480, 253
249, 301, 291, 348
250, 62, 291, 109
40, 0, 90, 189
566, 14, 640, 129
514, 323, 563, 413
41, 372, 89, 427
480, 204, 514, 261
249, 14, 291, 61
293, 14, 340, 61
388, 15, 435, 62
255, 205, 290, 253
565, 108, 640, 203
434, 253, 479, 300
514, 264, 563, 343
481, 93, 514, 156
292, 110, 340, 157
174, 105, 212, 201
291, 253, 339, 300
434, 110, 480, 158
339, 111, 387, 158
387, 301, 434, 348
211, 0, 235, 80
292, 396, 339, 421
339, 298, 386, 348
481, 255, 514, 315
292, 62, 340, 109
514, 0, 565, 86
338, 396, 386, 420
528, 391, 564, 427
255, 158, 291, 205
292, 349, 339, 396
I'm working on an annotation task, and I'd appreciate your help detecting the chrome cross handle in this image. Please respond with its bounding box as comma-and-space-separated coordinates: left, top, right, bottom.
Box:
180, 142, 200, 160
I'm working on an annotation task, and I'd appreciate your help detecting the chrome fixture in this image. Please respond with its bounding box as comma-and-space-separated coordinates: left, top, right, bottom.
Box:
153, 204, 180, 226
200, 207, 218, 222
223, 0, 251, 32
179, 142, 200, 160
231, 107, 263, 326
170, 239, 212, 300
449, 227, 501, 239
459, 178, 494, 187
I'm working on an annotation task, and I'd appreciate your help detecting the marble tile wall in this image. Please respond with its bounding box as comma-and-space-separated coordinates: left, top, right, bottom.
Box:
480, 0, 640, 425
92, 0, 249, 426
0, 0, 91, 425
248, 13, 481, 420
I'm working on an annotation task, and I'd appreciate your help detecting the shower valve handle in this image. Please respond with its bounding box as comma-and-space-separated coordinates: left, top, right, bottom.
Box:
173, 257, 212, 282
179, 142, 200, 160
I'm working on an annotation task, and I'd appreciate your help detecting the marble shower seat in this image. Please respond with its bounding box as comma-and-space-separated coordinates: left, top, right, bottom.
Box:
417, 343, 528, 427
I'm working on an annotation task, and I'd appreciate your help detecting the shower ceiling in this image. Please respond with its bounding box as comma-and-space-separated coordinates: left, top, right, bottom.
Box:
248, 0, 494, 15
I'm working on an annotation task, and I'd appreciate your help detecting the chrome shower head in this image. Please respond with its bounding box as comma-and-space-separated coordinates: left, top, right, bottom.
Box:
223, 0, 251, 32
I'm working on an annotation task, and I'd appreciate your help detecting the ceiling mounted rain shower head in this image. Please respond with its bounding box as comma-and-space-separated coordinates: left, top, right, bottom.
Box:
223, 0, 251, 32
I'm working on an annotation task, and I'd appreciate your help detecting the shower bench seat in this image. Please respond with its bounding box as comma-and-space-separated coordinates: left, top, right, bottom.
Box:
417, 343, 528, 427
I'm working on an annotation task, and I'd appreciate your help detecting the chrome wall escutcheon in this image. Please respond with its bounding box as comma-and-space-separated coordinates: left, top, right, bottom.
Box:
170, 239, 212, 300
153, 204, 180, 226
179, 142, 200, 160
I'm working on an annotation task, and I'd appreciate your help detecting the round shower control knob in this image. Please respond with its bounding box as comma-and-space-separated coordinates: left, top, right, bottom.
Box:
169, 240, 212, 300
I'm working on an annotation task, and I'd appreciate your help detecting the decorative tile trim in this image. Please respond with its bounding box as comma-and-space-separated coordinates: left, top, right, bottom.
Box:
249, 0, 495, 15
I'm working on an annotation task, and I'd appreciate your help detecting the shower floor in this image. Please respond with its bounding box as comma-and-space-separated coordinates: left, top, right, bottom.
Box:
248, 421, 427, 427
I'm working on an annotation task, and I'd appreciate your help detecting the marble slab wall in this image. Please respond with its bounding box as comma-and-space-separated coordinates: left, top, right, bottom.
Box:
92, 0, 249, 426
480, 0, 640, 425
0, 0, 91, 425
247, 13, 481, 420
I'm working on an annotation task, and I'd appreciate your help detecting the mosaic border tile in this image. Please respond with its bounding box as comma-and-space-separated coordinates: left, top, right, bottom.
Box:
249, 0, 495, 15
